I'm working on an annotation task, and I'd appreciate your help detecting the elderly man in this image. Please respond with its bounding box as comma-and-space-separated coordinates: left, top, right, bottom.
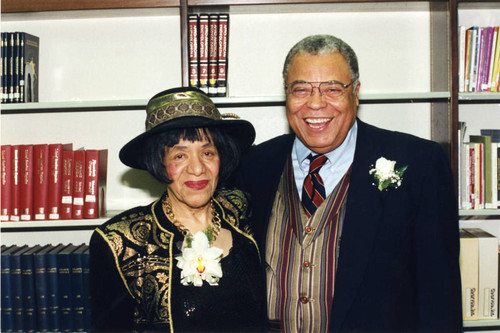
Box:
236, 34, 462, 332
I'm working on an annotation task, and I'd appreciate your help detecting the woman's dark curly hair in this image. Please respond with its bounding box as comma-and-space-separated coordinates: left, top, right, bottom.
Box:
142, 127, 241, 187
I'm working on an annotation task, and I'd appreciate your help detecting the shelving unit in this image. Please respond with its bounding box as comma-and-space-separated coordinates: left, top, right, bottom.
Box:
1, 0, 500, 329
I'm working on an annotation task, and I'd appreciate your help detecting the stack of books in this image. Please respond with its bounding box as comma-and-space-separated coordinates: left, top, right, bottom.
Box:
459, 26, 500, 93
459, 228, 498, 322
1, 243, 90, 333
188, 12, 229, 97
1, 145, 107, 222
1, 32, 39, 103
458, 125, 500, 210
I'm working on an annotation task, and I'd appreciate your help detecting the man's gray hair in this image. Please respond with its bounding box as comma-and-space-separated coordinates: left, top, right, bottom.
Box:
282, 34, 360, 88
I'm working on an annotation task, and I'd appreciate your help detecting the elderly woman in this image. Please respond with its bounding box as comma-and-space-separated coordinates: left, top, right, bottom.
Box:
89, 87, 266, 332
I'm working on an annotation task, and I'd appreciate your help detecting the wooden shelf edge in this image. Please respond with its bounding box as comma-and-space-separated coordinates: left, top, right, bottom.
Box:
1, 0, 179, 13
463, 318, 500, 328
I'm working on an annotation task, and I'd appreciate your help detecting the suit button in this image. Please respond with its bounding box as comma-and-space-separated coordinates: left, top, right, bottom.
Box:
305, 226, 312, 233
301, 297, 309, 304
303, 261, 311, 268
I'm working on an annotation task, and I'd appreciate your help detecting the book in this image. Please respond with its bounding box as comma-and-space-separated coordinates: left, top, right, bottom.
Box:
21, 245, 47, 333
1, 145, 12, 221
72, 149, 86, 219
188, 14, 199, 89
33, 244, 57, 333
208, 14, 219, 96
12, 32, 20, 103
10, 245, 31, 332
1, 245, 25, 333
10, 145, 21, 221
48, 144, 72, 220
1, 33, 7, 103
60, 150, 74, 220
198, 13, 209, 93
217, 13, 229, 97
491, 29, 500, 91
57, 244, 80, 333
19, 144, 33, 221
459, 229, 479, 320
83, 149, 107, 219
470, 135, 493, 208
70, 244, 87, 332
46, 243, 65, 332
81, 245, 90, 331
464, 228, 498, 320
21, 32, 39, 103
34, 144, 49, 220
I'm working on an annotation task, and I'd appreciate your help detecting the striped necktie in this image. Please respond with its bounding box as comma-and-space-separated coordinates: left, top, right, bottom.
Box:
302, 154, 328, 218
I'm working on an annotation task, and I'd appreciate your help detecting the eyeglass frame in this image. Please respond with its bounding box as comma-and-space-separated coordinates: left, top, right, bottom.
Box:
285, 79, 357, 99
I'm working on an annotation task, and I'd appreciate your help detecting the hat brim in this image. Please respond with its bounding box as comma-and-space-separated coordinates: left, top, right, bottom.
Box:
119, 116, 256, 170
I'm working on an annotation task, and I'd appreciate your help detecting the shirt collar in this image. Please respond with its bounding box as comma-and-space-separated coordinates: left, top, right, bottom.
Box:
294, 120, 358, 173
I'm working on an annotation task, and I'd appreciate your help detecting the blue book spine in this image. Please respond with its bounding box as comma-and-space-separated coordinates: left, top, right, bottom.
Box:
33, 246, 52, 332
11, 246, 29, 333
81, 246, 90, 332
57, 245, 76, 333
47, 244, 64, 332
70, 245, 85, 332
20, 245, 42, 333
1, 246, 20, 333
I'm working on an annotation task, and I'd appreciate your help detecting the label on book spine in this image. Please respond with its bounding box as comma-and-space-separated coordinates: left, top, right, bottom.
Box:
34, 144, 49, 220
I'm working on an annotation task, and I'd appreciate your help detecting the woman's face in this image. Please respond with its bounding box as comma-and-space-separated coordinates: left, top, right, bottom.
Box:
164, 134, 220, 210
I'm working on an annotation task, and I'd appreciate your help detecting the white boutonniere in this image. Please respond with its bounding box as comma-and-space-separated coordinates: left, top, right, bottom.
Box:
369, 157, 408, 191
175, 231, 223, 287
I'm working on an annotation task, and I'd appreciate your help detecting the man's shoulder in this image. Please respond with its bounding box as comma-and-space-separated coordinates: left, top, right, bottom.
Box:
245, 134, 294, 157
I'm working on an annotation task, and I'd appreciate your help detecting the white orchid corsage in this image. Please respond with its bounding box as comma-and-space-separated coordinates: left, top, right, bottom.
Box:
175, 231, 223, 287
369, 157, 408, 191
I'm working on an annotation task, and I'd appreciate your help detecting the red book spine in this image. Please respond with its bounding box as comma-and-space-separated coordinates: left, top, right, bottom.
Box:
198, 13, 209, 93
208, 14, 219, 97
217, 14, 229, 97
188, 14, 199, 89
47, 144, 63, 220
72, 150, 86, 219
84, 150, 108, 219
33, 144, 49, 220
1, 145, 12, 221
60, 150, 74, 220
10, 145, 21, 221
19, 145, 34, 221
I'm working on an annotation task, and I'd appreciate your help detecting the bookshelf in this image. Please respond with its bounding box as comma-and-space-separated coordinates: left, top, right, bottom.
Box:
1, 0, 499, 329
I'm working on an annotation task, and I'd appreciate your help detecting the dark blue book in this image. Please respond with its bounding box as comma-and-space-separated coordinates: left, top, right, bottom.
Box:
1, 245, 26, 333
21, 244, 47, 333
481, 129, 500, 142
46, 243, 65, 332
33, 244, 57, 333
80, 245, 90, 332
57, 244, 80, 333
10, 245, 31, 333
69, 244, 87, 332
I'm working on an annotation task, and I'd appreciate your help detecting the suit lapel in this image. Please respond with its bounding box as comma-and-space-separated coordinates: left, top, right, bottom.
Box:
330, 120, 386, 331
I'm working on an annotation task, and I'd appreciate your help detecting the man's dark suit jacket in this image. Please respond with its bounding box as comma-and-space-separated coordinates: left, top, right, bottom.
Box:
236, 119, 462, 332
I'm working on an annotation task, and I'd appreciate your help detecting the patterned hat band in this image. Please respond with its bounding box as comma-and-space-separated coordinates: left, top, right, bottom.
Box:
146, 90, 222, 130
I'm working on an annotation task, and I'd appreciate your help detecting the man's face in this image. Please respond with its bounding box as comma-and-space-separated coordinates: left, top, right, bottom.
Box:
285, 52, 360, 154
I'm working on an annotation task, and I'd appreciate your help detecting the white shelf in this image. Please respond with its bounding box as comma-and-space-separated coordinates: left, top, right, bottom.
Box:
459, 93, 500, 102
463, 319, 500, 328
0, 210, 123, 230
459, 209, 500, 217
0, 92, 451, 113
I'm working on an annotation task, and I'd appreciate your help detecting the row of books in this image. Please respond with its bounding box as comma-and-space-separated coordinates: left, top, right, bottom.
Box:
459, 26, 500, 93
459, 228, 498, 321
188, 12, 229, 97
1, 145, 107, 222
1, 32, 40, 103
458, 126, 500, 210
1, 243, 90, 333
